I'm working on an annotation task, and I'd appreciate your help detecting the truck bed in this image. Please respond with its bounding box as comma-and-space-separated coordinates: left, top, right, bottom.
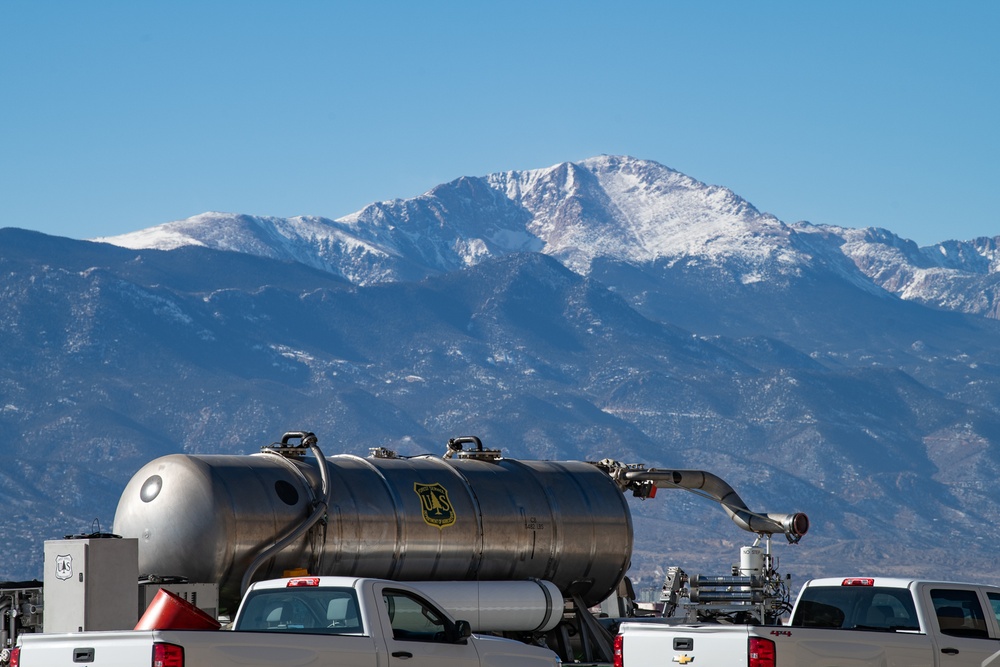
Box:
16, 628, 381, 667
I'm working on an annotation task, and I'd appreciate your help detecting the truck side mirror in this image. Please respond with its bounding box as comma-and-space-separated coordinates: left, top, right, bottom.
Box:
452, 619, 472, 641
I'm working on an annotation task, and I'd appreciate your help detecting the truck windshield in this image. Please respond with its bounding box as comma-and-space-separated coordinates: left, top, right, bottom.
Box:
791, 587, 920, 631
235, 587, 364, 635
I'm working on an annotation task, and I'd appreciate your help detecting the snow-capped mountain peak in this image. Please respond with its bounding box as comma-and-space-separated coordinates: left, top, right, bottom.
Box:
92, 155, 1000, 318
95, 156, 812, 285
484, 155, 803, 274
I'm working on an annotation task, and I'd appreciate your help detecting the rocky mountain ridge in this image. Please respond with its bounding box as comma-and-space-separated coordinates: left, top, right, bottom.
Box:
98, 156, 1000, 318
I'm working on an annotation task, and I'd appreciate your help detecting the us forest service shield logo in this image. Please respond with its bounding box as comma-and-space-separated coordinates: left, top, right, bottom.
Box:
55, 554, 73, 580
414, 482, 456, 529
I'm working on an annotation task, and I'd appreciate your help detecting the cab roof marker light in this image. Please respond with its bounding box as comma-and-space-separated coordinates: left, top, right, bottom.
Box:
287, 577, 321, 587
841, 578, 875, 586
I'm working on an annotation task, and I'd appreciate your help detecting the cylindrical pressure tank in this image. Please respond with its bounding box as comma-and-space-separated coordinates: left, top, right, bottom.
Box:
408, 580, 564, 632
113, 452, 633, 610
739, 545, 764, 577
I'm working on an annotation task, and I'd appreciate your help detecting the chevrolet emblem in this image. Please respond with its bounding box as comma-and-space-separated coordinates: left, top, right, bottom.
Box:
672, 655, 694, 665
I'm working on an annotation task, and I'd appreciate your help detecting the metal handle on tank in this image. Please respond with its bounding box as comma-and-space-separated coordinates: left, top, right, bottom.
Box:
443, 435, 503, 461
444, 436, 482, 459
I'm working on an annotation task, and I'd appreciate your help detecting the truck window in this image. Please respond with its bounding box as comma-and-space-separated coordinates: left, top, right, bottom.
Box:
235, 587, 363, 635
988, 592, 1000, 629
791, 587, 919, 631
930, 589, 990, 639
382, 589, 449, 642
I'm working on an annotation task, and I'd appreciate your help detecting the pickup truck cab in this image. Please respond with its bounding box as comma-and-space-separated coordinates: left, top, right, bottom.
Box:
616, 576, 1000, 667
13, 576, 562, 667
788, 577, 1000, 665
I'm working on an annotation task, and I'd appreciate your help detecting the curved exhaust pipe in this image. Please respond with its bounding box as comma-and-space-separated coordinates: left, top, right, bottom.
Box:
620, 468, 808, 542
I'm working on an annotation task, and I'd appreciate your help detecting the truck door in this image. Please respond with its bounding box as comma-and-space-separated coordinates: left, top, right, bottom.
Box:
377, 587, 481, 667
926, 586, 1000, 666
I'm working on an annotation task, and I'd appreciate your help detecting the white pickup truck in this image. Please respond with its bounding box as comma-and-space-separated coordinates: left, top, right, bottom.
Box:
12, 576, 562, 667
615, 576, 1000, 667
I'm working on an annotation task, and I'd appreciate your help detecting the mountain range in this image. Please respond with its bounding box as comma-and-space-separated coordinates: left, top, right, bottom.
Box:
4, 155, 1000, 592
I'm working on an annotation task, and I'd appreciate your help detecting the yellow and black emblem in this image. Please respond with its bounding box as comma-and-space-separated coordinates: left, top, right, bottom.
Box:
414, 482, 456, 528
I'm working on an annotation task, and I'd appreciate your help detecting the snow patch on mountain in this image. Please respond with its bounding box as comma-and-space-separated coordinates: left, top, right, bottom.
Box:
808, 225, 1000, 316
98, 223, 209, 251
97, 212, 396, 284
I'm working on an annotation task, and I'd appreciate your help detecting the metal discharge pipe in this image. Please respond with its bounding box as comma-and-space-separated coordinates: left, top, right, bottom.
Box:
622, 469, 809, 541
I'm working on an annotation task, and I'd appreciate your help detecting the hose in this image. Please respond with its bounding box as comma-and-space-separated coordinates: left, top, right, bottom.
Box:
240, 432, 331, 597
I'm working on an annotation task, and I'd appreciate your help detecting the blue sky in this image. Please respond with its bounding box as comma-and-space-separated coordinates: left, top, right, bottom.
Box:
2, 1, 997, 246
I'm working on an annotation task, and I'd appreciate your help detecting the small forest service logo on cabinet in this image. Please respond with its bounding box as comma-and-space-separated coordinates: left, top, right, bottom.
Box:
414, 482, 456, 528
55, 554, 73, 580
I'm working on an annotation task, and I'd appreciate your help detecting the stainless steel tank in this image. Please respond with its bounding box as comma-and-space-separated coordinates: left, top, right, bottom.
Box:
113, 450, 634, 610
